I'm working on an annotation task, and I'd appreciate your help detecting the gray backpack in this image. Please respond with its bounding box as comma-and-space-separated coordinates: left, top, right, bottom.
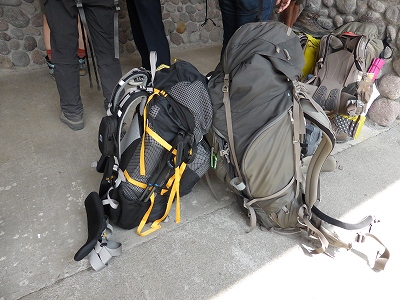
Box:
207, 21, 389, 270
306, 22, 390, 117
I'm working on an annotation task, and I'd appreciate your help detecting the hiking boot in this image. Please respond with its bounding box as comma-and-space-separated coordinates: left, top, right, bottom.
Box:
78, 57, 87, 76
60, 112, 84, 131
45, 55, 55, 78
331, 120, 351, 143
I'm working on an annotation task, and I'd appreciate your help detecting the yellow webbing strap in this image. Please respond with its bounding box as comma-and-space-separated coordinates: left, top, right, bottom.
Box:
137, 163, 187, 236
123, 170, 148, 189
140, 88, 170, 175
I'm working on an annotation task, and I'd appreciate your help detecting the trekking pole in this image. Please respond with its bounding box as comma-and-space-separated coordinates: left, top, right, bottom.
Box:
79, 15, 93, 89
76, 0, 101, 91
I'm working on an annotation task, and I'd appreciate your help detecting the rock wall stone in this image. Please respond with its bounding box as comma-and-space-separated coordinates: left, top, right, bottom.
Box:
0, 0, 223, 69
1, 0, 399, 125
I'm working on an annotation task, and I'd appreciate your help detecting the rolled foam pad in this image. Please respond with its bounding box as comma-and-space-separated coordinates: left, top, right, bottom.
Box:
74, 192, 106, 261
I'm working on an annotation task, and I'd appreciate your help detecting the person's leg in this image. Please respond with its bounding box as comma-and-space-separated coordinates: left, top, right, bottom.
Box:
281, 1, 295, 27
44, 0, 83, 126
77, 17, 87, 76
126, 0, 150, 68
219, 0, 275, 59
291, 3, 301, 27
42, 14, 55, 75
83, 4, 122, 107
236, 0, 275, 26
127, 0, 170, 69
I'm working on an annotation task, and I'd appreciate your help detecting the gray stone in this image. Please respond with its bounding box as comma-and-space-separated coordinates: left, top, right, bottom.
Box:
335, 0, 357, 14
367, 98, 400, 126
170, 32, 183, 46
31, 12, 43, 27
200, 30, 209, 44
328, 7, 337, 18
0, 32, 11, 41
10, 27, 24, 40
3, 6, 29, 28
320, 9, 329, 17
0, 18, 9, 31
0, 53, 13, 68
119, 31, 128, 44
386, 25, 397, 43
37, 37, 44, 51
344, 15, 355, 23
165, 2, 176, 13
186, 22, 198, 34
185, 5, 196, 14
8, 38, 19, 50
378, 74, 400, 99
189, 31, 200, 43
0, 0, 22, 5
179, 12, 190, 23
170, 13, 180, 23
24, 25, 41, 36
209, 26, 221, 43
385, 5, 400, 25
368, 0, 386, 13
392, 55, 400, 77
195, 3, 204, 11
20, 1, 35, 15
305, 0, 322, 13
0, 40, 10, 54
119, 20, 130, 32
23, 35, 36, 51
323, 0, 334, 7
317, 16, 333, 30
194, 11, 205, 22
11, 49, 29, 66
163, 19, 175, 35
333, 15, 344, 27
31, 49, 44, 65
125, 41, 136, 54
355, 1, 368, 15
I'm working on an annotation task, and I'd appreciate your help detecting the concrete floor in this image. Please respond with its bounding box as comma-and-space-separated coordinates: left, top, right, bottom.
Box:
1, 45, 399, 300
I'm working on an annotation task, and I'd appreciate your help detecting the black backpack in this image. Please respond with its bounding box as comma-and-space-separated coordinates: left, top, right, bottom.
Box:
75, 54, 213, 270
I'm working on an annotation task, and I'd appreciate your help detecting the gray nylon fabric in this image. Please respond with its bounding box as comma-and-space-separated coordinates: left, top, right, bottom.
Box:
208, 21, 306, 228
209, 21, 304, 164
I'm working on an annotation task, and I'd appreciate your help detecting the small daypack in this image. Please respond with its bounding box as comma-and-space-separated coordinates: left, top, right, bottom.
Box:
75, 54, 213, 270
305, 21, 391, 117
207, 21, 389, 270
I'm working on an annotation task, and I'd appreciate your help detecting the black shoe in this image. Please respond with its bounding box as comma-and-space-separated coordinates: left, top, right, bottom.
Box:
60, 112, 84, 131
78, 56, 87, 76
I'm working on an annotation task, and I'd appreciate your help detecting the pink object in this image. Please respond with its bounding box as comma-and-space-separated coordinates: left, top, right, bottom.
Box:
368, 58, 386, 81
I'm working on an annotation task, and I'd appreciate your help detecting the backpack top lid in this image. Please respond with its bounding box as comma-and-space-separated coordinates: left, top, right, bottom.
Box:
222, 21, 305, 81
332, 21, 379, 40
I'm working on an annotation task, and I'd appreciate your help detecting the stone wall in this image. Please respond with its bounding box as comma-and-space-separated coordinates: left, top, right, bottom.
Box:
1, 0, 399, 126
0, 0, 223, 69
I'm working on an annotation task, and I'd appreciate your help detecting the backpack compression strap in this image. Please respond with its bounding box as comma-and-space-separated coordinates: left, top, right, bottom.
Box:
222, 73, 245, 191
134, 88, 193, 236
